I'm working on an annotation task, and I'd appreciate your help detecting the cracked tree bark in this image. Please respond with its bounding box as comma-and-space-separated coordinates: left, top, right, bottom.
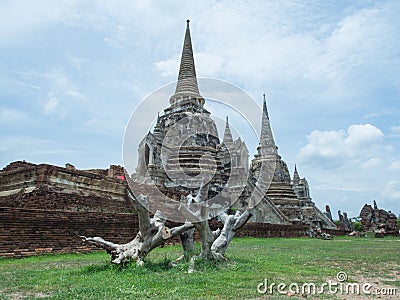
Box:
178, 184, 251, 272
211, 210, 251, 257
80, 190, 194, 265
180, 228, 195, 253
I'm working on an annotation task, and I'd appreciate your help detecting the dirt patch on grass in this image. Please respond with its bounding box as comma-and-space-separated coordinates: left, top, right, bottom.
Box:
3, 291, 51, 299
318, 266, 399, 300
345, 275, 398, 300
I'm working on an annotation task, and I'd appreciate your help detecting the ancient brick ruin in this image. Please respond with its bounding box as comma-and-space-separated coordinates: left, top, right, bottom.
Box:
360, 200, 398, 236
0, 161, 128, 213
0, 162, 126, 256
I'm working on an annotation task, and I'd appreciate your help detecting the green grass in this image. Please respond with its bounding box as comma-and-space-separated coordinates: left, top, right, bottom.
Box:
0, 236, 399, 299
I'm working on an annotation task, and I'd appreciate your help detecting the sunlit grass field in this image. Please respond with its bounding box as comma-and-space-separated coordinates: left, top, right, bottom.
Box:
0, 236, 399, 299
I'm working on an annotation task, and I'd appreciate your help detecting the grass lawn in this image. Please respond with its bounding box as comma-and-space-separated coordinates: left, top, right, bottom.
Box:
0, 236, 399, 299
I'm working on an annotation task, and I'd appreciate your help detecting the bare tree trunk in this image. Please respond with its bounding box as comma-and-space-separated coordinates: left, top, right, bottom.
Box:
81, 190, 194, 265
81, 186, 251, 270
211, 210, 251, 258
179, 191, 251, 272
180, 228, 195, 253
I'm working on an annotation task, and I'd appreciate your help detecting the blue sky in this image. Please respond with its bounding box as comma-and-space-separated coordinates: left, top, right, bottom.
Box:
0, 0, 399, 218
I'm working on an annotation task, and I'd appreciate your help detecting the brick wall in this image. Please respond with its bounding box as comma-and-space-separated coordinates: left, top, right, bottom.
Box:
233, 222, 309, 238
0, 207, 346, 258
0, 207, 137, 257
0, 185, 133, 213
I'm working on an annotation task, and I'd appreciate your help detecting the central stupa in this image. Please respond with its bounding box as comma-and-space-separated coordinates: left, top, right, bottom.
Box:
133, 21, 336, 229
134, 20, 247, 198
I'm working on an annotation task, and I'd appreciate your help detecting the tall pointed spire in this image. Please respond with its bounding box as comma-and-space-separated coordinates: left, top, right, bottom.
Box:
262, 93, 269, 119
176, 20, 198, 94
257, 94, 276, 156
223, 116, 233, 146
293, 164, 300, 183
170, 20, 204, 106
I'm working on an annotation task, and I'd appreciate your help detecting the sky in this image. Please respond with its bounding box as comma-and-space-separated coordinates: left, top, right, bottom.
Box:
0, 0, 399, 218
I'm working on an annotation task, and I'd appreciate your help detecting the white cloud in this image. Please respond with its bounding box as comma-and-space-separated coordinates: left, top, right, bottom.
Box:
363, 113, 380, 119
299, 124, 384, 166
361, 157, 382, 169
300, 129, 345, 160
0, 107, 27, 124
154, 56, 179, 77
85, 117, 126, 136
0, 136, 79, 168
383, 180, 400, 201
41, 70, 87, 102
45, 71, 71, 91
0, 0, 78, 46
345, 124, 384, 148
155, 52, 225, 78
14, 80, 42, 90
40, 70, 88, 118
388, 161, 400, 171
44, 94, 59, 115
151, 0, 400, 125
297, 122, 399, 215
104, 25, 129, 48
67, 55, 84, 70
390, 126, 400, 136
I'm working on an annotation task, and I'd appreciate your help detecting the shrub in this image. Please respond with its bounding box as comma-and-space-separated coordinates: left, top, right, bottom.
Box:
353, 221, 362, 231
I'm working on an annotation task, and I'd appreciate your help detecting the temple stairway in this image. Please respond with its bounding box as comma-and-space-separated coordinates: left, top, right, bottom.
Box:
266, 182, 303, 222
